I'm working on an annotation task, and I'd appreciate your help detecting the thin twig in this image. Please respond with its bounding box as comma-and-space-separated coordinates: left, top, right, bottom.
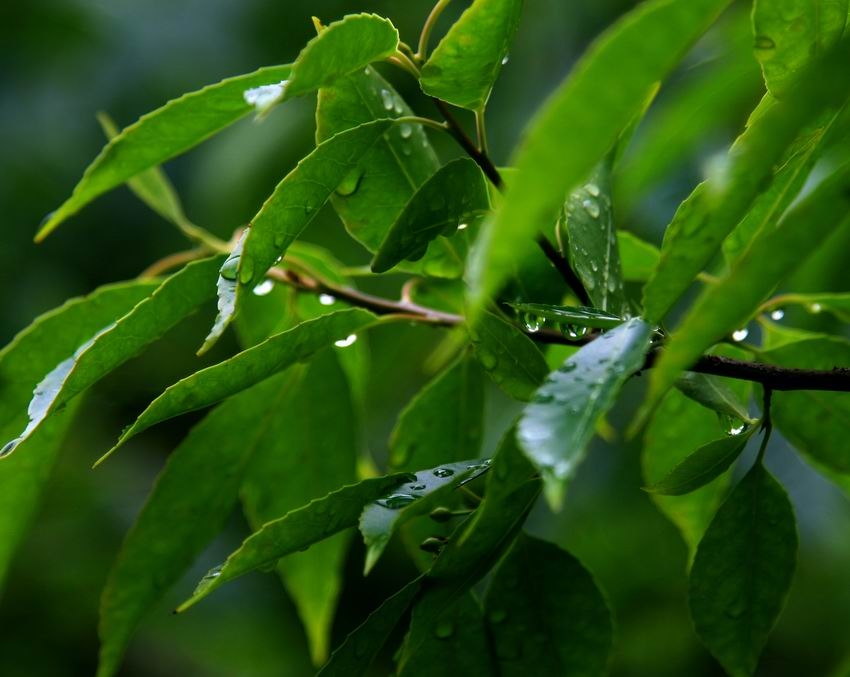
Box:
139, 248, 208, 278
536, 235, 591, 305
431, 97, 503, 188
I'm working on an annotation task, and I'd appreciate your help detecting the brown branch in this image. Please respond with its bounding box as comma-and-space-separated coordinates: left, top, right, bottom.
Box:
536, 235, 591, 306
431, 97, 503, 188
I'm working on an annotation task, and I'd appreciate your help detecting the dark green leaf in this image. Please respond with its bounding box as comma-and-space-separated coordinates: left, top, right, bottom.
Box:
689, 461, 798, 676
468, 0, 731, 315
675, 371, 753, 423
389, 354, 484, 471
0, 282, 157, 587
102, 308, 376, 461
753, 0, 848, 98
467, 311, 548, 401
419, 0, 523, 111
483, 533, 613, 676
176, 475, 411, 613
96, 372, 293, 677
518, 318, 653, 509
36, 64, 291, 240
617, 230, 661, 282
372, 158, 489, 273
508, 302, 624, 331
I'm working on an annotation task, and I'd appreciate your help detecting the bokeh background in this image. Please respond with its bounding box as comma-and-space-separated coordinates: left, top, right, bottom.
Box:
1, 0, 849, 675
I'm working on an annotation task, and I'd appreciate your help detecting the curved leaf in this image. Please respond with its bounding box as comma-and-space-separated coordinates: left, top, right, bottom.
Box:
508, 302, 624, 330
675, 371, 753, 422
617, 230, 660, 282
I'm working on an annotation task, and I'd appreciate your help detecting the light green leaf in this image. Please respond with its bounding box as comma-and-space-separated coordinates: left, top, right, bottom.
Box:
467, 311, 549, 401
0, 282, 157, 588
763, 292, 850, 323
753, 0, 848, 98
644, 160, 850, 420
508, 302, 624, 331
240, 353, 357, 665
468, 0, 732, 315
518, 318, 653, 509
176, 475, 411, 613
761, 337, 850, 474
284, 14, 398, 101
96, 372, 293, 677
484, 533, 613, 676
36, 64, 291, 240
101, 308, 376, 461
360, 459, 485, 574
372, 158, 489, 273
689, 461, 798, 677
644, 425, 756, 496
559, 159, 627, 315
617, 230, 661, 282
3, 257, 222, 456
419, 0, 524, 111
389, 354, 484, 471
675, 371, 753, 422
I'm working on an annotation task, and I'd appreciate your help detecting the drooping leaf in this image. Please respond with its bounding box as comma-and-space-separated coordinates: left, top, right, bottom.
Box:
101, 309, 376, 461
483, 533, 613, 676
389, 354, 484, 471
467, 311, 548, 401
518, 318, 653, 509
559, 159, 628, 315
3, 256, 223, 456
761, 337, 850, 474
96, 372, 294, 677
176, 475, 411, 613
372, 158, 489, 273
752, 0, 848, 98
200, 232, 247, 354
0, 282, 157, 587
617, 230, 661, 282
360, 459, 485, 574
675, 371, 753, 423
36, 64, 292, 240
468, 0, 732, 315
419, 0, 524, 111
644, 425, 756, 496
689, 460, 798, 676
508, 302, 625, 331
240, 353, 358, 665
644, 160, 850, 420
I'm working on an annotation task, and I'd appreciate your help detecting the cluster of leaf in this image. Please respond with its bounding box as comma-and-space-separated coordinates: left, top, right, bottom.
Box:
2, 0, 850, 675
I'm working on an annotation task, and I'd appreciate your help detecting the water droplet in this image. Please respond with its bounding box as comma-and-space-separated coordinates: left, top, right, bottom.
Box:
219, 257, 239, 281
252, 280, 274, 296
243, 80, 288, 113
377, 493, 417, 509
0, 438, 20, 457
582, 198, 600, 218
334, 334, 358, 348
533, 392, 555, 404
409, 483, 427, 492
561, 324, 588, 340
585, 183, 600, 197
754, 35, 776, 51
501, 55, 510, 65
607, 276, 618, 293
401, 144, 412, 156
394, 100, 403, 115
380, 89, 394, 111
433, 468, 454, 478
434, 620, 455, 639
457, 222, 468, 231
770, 308, 785, 321
335, 166, 364, 197
476, 348, 497, 370
489, 608, 508, 624
318, 293, 336, 306
558, 362, 578, 373
808, 302, 823, 314
590, 261, 599, 272
732, 327, 749, 342
399, 123, 412, 139
201, 564, 223, 582
523, 312, 542, 333
430, 507, 453, 522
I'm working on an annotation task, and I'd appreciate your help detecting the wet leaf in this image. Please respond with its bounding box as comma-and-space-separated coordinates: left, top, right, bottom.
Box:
675, 371, 753, 423
508, 302, 624, 331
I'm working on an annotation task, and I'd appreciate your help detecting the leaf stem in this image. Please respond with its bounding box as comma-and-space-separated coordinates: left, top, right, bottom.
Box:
394, 115, 449, 134
474, 109, 489, 155
417, 0, 453, 62
388, 51, 421, 78
139, 248, 209, 278
431, 97, 502, 188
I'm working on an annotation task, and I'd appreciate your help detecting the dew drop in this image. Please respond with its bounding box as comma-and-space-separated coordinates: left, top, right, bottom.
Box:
380, 89, 394, 111
335, 166, 364, 197
399, 123, 413, 139
219, 257, 239, 282
434, 620, 455, 639
558, 362, 577, 373
433, 468, 454, 478
243, 80, 288, 112
808, 302, 823, 314
376, 493, 417, 509
0, 438, 20, 457
409, 483, 427, 492
561, 324, 588, 340
585, 183, 600, 197
334, 334, 358, 348
770, 308, 785, 321
202, 564, 223, 582
732, 327, 749, 342
523, 312, 542, 333
728, 423, 746, 436
754, 35, 776, 51
457, 222, 468, 231
582, 198, 600, 218
318, 293, 336, 306
476, 348, 497, 370
252, 279, 274, 296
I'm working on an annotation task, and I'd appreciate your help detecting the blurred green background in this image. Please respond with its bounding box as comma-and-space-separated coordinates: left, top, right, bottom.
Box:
1, 1, 848, 675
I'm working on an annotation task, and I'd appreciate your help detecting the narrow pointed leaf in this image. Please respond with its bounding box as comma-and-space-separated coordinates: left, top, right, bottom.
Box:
419, 0, 523, 111
508, 302, 624, 330
468, 0, 732, 315
97, 373, 294, 677
36, 64, 291, 240
371, 158, 489, 273
176, 475, 410, 612
763, 292, 850, 323
0, 282, 156, 586
103, 308, 376, 459
617, 230, 660, 282
689, 461, 798, 676
484, 533, 613, 676
518, 318, 653, 509
675, 371, 753, 422
200, 232, 246, 354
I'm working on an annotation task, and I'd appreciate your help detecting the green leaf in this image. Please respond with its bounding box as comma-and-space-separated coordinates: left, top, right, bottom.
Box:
389, 354, 484, 471
483, 533, 613, 676
176, 475, 411, 613
200, 231, 246, 354
316, 577, 423, 677
559, 159, 628, 315
642, 41, 850, 323
101, 308, 376, 461
508, 302, 624, 331
617, 230, 661, 283
96, 372, 293, 677
644, 426, 756, 496
689, 460, 798, 677
240, 353, 358, 665
3, 257, 223, 456
372, 158, 489, 273
763, 292, 850, 323
753, 0, 848, 98
675, 371, 753, 423
284, 14, 398, 102
467, 311, 548, 401
0, 282, 156, 587
360, 459, 486, 574
518, 318, 653, 509
468, 0, 731, 315
761, 337, 850, 474
644, 160, 850, 420
36, 64, 291, 240
419, 0, 524, 111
